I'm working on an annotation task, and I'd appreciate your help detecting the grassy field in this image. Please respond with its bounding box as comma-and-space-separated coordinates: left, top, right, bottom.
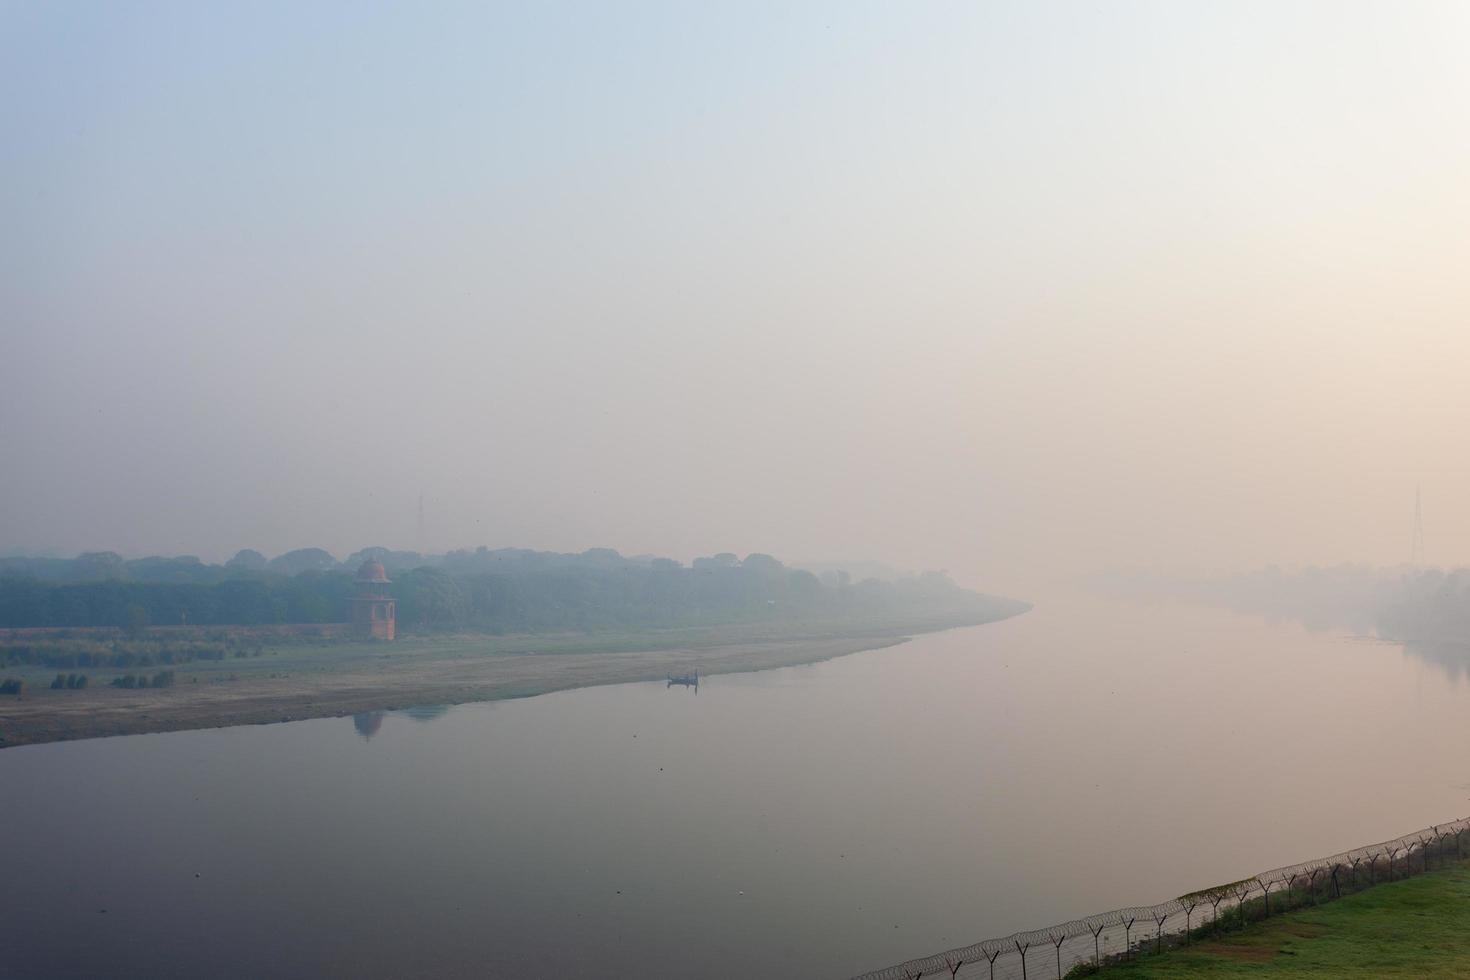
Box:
1095, 861, 1470, 978
0, 611, 996, 689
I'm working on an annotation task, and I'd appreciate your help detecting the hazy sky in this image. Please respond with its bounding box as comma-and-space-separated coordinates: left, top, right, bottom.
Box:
5, 2, 1470, 591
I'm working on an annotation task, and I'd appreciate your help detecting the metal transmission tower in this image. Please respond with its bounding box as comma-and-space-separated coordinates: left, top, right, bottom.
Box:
1411, 486, 1425, 568
417, 492, 427, 555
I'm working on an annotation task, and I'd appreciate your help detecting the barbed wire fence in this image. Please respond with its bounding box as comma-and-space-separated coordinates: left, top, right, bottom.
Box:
852, 815, 1470, 980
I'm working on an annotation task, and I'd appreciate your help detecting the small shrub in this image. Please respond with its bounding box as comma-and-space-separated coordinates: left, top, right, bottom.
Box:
51, 673, 66, 690
0, 678, 25, 695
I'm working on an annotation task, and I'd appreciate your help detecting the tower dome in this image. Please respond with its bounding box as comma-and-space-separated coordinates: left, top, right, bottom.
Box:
355, 559, 390, 584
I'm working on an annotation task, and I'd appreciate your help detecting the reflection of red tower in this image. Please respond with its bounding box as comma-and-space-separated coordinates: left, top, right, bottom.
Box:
349, 559, 395, 640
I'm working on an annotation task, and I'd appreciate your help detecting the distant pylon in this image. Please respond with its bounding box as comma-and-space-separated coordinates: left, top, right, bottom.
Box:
1411, 486, 1425, 567
417, 492, 426, 555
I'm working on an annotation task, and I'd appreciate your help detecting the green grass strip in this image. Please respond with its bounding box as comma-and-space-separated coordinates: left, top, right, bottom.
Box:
1091, 862, 1470, 978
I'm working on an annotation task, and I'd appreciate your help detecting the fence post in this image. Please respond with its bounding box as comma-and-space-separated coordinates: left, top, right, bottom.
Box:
851, 818, 1470, 980
1234, 885, 1253, 928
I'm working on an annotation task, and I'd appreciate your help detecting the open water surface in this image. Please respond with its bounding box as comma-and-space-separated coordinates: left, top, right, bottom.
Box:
5, 595, 1470, 978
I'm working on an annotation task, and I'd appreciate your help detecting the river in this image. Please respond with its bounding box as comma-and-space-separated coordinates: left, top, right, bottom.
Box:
4, 595, 1469, 979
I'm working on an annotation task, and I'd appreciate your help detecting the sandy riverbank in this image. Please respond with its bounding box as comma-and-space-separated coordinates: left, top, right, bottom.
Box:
0, 613, 1021, 748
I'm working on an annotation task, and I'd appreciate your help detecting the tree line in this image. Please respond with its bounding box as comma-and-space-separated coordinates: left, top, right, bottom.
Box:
0, 574, 351, 629
0, 547, 1024, 634
1094, 563, 1470, 651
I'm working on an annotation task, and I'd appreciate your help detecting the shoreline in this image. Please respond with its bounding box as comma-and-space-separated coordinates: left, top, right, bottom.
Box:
0, 611, 1023, 749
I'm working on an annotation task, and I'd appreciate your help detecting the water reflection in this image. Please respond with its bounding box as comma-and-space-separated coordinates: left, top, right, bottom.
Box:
1193, 599, 1468, 682
1402, 641, 1470, 682
400, 704, 451, 723
352, 711, 385, 739
352, 704, 453, 739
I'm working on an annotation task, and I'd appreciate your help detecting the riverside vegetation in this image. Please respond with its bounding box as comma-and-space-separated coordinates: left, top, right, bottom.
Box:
0, 546, 1028, 747
0, 546, 1017, 633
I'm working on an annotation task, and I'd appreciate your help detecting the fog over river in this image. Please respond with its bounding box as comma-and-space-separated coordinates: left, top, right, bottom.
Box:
5, 595, 1468, 979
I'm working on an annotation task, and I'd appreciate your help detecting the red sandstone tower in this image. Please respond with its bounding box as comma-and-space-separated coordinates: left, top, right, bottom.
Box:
349, 558, 396, 640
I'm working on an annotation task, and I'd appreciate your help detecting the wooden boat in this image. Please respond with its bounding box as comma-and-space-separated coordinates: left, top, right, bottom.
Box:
666, 671, 699, 690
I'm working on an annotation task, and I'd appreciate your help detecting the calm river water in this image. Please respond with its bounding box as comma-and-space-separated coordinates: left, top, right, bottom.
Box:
5, 595, 1470, 979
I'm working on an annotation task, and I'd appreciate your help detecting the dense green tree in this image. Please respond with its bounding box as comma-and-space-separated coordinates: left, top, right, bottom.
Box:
124, 556, 218, 584
225, 549, 268, 572
73, 552, 127, 581
396, 567, 467, 628
123, 602, 151, 636
266, 548, 338, 576
0, 547, 1023, 635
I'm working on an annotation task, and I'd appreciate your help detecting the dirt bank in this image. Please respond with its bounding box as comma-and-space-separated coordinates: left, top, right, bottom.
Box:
0, 630, 917, 748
